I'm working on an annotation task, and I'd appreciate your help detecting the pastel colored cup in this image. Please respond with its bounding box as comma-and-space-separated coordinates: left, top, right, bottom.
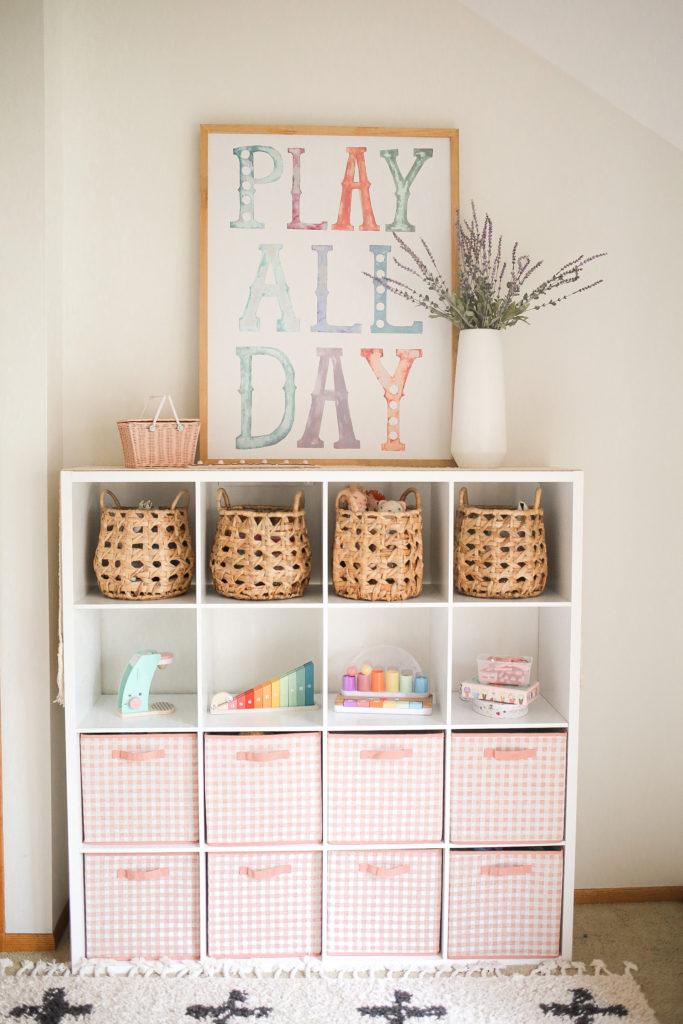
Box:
343, 673, 357, 691
357, 672, 372, 692
414, 674, 428, 693
371, 669, 385, 692
385, 668, 399, 692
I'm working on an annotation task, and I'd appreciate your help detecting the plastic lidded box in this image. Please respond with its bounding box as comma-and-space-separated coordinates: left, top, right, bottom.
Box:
476, 655, 533, 686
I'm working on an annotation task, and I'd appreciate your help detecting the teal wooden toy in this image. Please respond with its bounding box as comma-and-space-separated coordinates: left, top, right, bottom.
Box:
117, 650, 175, 717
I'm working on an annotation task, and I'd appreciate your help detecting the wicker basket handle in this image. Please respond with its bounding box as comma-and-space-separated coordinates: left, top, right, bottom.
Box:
400, 487, 421, 510
216, 488, 230, 512
292, 489, 305, 512
457, 486, 542, 509
171, 490, 190, 510
100, 489, 122, 510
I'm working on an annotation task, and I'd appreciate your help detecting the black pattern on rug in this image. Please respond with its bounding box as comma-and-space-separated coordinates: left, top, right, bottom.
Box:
186, 988, 273, 1021
540, 986, 629, 1022
358, 989, 447, 1022
9, 987, 93, 1023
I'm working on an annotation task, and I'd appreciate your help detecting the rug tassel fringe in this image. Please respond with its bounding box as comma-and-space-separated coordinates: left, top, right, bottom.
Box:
0, 957, 639, 980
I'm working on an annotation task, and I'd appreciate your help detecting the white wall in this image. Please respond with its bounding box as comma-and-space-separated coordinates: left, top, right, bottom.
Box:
1, 0, 681, 932
0, 0, 62, 933
460, 0, 683, 150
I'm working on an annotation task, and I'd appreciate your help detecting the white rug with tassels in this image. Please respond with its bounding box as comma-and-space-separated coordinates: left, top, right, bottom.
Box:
0, 959, 659, 1023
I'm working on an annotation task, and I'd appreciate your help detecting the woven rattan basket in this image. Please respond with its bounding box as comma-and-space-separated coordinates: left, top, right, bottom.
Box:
93, 490, 195, 600
117, 395, 199, 468
210, 489, 312, 601
332, 487, 423, 602
454, 486, 547, 599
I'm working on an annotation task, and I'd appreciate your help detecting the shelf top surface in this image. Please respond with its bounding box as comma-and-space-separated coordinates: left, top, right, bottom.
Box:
62, 466, 583, 483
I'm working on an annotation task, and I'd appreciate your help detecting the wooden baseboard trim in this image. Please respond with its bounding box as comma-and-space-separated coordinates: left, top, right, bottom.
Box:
0, 901, 69, 952
575, 886, 683, 905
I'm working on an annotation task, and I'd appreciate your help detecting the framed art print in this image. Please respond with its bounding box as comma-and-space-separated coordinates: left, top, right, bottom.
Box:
200, 125, 459, 464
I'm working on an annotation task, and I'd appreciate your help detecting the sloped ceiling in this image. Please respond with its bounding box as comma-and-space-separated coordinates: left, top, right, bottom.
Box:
460, 0, 683, 150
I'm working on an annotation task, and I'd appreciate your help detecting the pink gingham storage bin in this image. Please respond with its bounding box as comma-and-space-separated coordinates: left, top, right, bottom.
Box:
204, 732, 322, 845
327, 849, 442, 956
327, 732, 444, 843
80, 733, 198, 844
450, 731, 566, 844
448, 849, 563, 959
84, 853, 200, 960
207, 852, 322, 958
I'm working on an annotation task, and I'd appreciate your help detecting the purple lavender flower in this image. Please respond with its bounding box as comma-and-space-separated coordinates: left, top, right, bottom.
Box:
364, 203, 606, 331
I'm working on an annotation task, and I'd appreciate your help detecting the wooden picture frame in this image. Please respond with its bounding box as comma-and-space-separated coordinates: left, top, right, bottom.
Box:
200, 125, 459, 465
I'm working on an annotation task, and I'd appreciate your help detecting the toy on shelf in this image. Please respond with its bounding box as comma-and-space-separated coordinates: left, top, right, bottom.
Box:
461, 679, 539, 706
459, 652, 538, 719
117, 650, 175, 717
210, 661, 315, 713
476, 654, 533, 686
334, 644, 433, 715
334, 693, 433, 715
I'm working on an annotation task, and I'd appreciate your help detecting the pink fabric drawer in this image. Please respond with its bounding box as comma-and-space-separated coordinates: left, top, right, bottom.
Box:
84, 853, 200, 960
80, 733, 198, 844
448, 849, 563, 959
327, 849, 442, 956
207, 852, 322, 958
204, 732, 322, 845
449, 731, 567, 844
327, 732, 444, 843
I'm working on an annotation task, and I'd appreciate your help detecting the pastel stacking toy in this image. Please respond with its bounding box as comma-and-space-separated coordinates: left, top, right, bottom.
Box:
210, 661, 315, 713
337, 661, 432, 714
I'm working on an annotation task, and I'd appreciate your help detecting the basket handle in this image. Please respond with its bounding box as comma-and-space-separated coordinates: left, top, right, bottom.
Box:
100, 489, 121, 510
457, 486, 469, 507
480, 864, 532, 878
216, 488, 230, 512
360, 748, 412, 761
118, 867, 170, 882
359, 863, 410, 878
399, 487, 421, 510
292, 490, 305, 512
533, 487, 542, 509
143, 394, 183, 433
171, 490, 190, 510
239, 865, 291, 881
484, 747, 536, 761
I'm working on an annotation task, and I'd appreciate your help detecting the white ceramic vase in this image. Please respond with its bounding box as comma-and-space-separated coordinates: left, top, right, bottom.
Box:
450, 328, 507, 468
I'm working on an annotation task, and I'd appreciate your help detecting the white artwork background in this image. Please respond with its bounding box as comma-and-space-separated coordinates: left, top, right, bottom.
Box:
206, 132, 454, 461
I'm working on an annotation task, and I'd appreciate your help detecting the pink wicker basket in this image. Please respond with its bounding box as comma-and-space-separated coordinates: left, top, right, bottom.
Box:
118, 395, 199, 468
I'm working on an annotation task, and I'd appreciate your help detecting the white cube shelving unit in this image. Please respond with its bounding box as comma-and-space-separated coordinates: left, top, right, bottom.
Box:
61, 466, 582, 966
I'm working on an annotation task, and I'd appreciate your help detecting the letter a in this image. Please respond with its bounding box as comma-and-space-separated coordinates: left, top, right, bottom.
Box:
297, 348, 360, 449
332, 148, 379, 232
239, 244, 300, 332
361, 348, 423, 451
